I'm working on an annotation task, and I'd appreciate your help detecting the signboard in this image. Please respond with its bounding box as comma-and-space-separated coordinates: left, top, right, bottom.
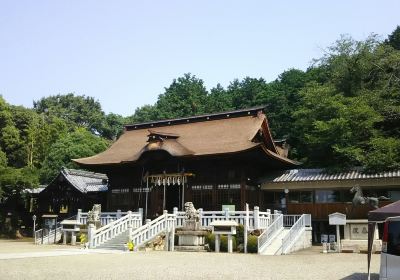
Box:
329, 235, 336, 243
321, 234, 328, 243
222, 205, 235, 211
328, 212, 346, 225
350, 224, 369, 240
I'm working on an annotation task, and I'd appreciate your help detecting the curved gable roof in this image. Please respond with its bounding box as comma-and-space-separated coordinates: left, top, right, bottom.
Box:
73, 108, 297, 166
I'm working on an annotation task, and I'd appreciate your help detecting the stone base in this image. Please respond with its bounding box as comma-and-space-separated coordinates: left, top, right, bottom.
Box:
175, 245, 207, 252
341, 239, 382, 253
176, 230, 208, 246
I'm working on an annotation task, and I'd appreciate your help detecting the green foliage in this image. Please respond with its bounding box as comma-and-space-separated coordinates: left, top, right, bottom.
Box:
0, 167, 39, 197
205, 233, 237, 252
247, 235, 258, 253
40, 128, 109, 183
156, 73, 209, 119
0, 148, 7, 168
386, 25, 400, 50
34, 93, 106, 134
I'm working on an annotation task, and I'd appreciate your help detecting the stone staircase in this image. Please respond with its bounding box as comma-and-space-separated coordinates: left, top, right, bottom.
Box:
259, 228, 290, 255
96, 230, 129, 251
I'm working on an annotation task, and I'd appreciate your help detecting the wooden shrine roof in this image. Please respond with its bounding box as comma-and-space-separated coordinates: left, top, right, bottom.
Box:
73, 107, 298, 166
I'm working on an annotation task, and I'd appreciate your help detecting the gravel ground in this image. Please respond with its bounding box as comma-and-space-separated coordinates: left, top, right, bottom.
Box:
0, 241, 380, 280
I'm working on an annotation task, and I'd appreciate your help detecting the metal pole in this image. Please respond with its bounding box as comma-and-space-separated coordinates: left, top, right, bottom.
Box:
163, 184, 166, 210
181, 179, 185, 210
145, 177, 149, 220
336, 225, 341, 252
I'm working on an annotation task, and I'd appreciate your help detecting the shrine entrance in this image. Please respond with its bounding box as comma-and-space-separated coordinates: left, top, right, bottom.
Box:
145, 173, 193, 218
166, 185, 180, 212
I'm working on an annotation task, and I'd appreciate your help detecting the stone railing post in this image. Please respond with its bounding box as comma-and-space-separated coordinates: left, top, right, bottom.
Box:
146, 219, 151, 240
163, 210, 169, 251
138, 208, 143, 225
127, 210, 132, 227
116, 209, 122, 219
224, 208, 229, 220
88, 224, 96, 249
128, 223, 133, 243
77, 209, 82, 223
169, 219, 175, 252
266, 209, 271, 225
198, 208, 203, 227
253, 206, 260, 230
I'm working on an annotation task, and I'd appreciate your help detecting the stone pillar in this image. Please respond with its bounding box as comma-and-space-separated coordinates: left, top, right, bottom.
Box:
215, 234, 220, 253
63, 231, 67, 245
138, 208, 143, 225
117, 209, 122, 219
198, 208, 203, 227
77, 209, 82, 223
253, 206, 260, 230
71, 232, 76, 246
127, 210, 132, 227
88, 224, 96, 249
227, 234, 233, 253
224, 208, 229, 220
169, 222, 175, 252
163, 210, 168, 251
145, 219, 151, 240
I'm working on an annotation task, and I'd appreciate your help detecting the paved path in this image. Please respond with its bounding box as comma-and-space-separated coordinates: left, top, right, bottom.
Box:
0, 241, 380, 280
0, 249, 125, 260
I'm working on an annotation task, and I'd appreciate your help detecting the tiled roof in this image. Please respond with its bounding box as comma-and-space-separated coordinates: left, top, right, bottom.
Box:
269, 168, 400, 183
23, 187, 45, 194
61, 167, 108, 193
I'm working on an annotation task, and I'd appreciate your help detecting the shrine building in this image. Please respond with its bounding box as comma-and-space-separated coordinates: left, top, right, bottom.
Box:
74, 106, 298, 218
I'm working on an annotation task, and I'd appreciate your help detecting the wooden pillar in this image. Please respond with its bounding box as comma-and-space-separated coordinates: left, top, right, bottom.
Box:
212, 184, 218, 210
240, 171, 246, 211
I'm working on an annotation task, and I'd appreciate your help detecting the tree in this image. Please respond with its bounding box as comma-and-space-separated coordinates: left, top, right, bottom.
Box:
385, 25, 400, 50
33, 93, 106, 134
40, 128, 109, 183
101, 113, 126, 140
155, 73, 209, 119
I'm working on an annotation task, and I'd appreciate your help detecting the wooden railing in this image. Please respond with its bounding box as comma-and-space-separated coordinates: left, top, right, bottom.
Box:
88, 211, 142, 248
173, 206, 271, 230
281, 214, 312, 255
257, 213, 283, 253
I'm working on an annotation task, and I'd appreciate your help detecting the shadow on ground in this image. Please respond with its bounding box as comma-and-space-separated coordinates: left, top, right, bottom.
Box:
340, 273, 379, 280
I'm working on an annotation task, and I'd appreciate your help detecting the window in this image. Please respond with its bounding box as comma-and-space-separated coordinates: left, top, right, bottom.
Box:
315, 190, 340, 203
288, 191, 313, 203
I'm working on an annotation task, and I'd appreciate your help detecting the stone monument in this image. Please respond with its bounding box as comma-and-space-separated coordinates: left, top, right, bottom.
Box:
175, 202, 208, 251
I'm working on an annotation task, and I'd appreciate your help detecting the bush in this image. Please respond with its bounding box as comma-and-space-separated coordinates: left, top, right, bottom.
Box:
205, 233, 237, 252
247, 235, 258, 253
236, 224, 244, 244
205, 233, 215, 250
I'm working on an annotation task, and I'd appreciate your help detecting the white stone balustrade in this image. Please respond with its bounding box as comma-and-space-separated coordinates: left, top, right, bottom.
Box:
173, 206, 272, 230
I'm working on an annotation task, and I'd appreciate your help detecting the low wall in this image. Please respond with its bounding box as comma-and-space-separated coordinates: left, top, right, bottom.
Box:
287, 228, 312, 254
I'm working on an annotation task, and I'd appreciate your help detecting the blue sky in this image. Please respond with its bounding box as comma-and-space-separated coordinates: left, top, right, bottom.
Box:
1, 0, 399, 116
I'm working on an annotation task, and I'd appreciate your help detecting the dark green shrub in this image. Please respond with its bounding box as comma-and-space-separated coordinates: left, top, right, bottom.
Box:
247, 235, 258, 253
206, 233, 237, 252
236, 224, 244, 244
206, 233, 215, 250
220, 235, 237, 252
